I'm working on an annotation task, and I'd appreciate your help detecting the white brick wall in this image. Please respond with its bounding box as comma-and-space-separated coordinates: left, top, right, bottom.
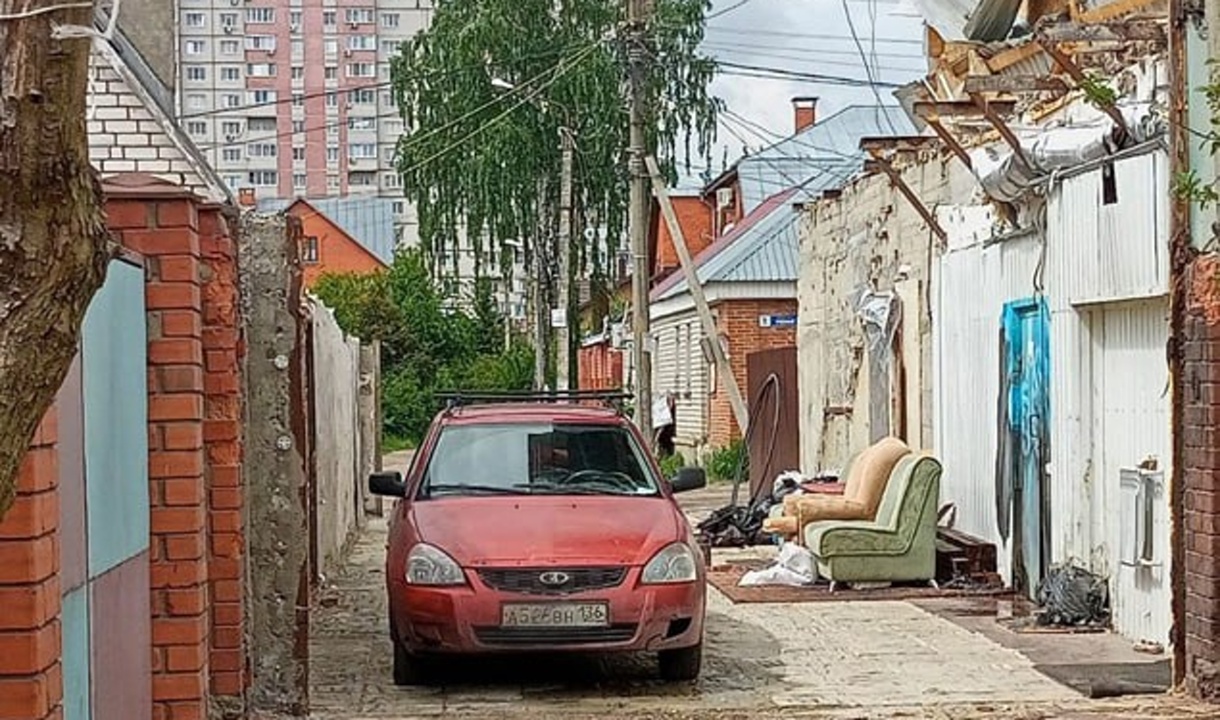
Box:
87, 50, 226, 202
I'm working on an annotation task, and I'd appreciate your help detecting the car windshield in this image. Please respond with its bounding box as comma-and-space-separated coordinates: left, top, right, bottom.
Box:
418, 422, 661, 498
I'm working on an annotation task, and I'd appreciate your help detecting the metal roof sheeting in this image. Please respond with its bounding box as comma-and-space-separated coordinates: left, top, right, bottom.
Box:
898, 0, 1021, 43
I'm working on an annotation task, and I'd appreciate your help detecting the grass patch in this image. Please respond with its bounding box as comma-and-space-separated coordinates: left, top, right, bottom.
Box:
382, 434, 415, 454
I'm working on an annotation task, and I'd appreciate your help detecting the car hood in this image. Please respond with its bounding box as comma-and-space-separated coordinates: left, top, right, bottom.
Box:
409, 496, 685, 567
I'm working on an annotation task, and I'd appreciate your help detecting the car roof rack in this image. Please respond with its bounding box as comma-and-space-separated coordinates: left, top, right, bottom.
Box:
436, 389, 634, 414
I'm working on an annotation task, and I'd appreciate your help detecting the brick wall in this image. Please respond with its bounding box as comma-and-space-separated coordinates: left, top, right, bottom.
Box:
290, 205, 388, 288
0, 409, 61, 720
1183, 254, 1220, 699
707, 298, 798, 448
654, 195, 714, 279
578, 342, 624, 391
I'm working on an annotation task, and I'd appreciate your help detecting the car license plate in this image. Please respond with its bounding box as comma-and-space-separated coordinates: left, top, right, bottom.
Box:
500, 602, 609, 628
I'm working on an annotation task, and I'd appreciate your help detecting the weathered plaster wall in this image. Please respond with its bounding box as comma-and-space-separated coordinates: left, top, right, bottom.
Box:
797, 153, 976, 471
240, 213, 310, 715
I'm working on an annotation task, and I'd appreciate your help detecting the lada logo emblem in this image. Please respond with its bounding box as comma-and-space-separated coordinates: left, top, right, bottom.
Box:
538, 571, 570, 586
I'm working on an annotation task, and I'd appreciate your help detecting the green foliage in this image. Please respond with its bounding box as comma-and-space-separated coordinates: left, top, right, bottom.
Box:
707, 440, 748, 483
390, 0, 720, 278
658, 451, 687, 479
1178, 59, 1220, 207
1079, 73, 1118, 110
314, 248, 532, 445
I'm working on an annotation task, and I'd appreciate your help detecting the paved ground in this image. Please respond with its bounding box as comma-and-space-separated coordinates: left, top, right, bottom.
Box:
309, 453, 1209, 718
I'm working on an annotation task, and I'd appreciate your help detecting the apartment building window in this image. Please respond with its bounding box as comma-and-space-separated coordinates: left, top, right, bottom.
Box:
292, 146, 306, 161
327, 175, 340, 189
289, 11, 302, 30
186, 93, 206, 111
349, 89, 376, 106
294, 173, 307, 190
303, 236, 319, 263
324, 39, 338, 56
219, 13, 237, 29
348, 117, 376, 131
347, 63, 376, 78
184, 40, 205, 56
248, 119, 276, 133
326, 146, 340, 163
223, 175, 242, 190
349, 172, 377, 186
345, 8, 374, 24
221, 121, 242, 137
246, 35, 276, 52
292, 120, 305, 134
291, 66, 304, 81
381, 91, 394, 107
347, 35, 376, 51
246, 7, 274, 23
220, 67, 241, 82
222, 148, 242, 162
349, 143, 376, 159
322, 10, 336, 28
384, 119, 404, 135
184, 12, 205, 28
247, 63, 276, 78
186, 66, 207, 81
324, 92, 338, 108
292, 92, 304, 107
382, 147, 396, 163
381, 12, 400, 28
324, 66, 338, 81
186, 121, 206, 136
392, 201, 405, 215
251, 90, 276, 104
248, 143, 277, 158
381, 40, 400, 56
248, 171, 278, 186
220, 40, 240, 55
222, 94, 242, 109
383, 173, 401, 189
379, 65, 390, 81
327, 125, 339, 138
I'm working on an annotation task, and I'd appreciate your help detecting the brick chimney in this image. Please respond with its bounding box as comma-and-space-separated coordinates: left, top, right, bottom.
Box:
237, 187, 257, 208
793, 96, 819, 133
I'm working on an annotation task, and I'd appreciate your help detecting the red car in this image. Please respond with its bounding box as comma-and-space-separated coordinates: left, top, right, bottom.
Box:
368, 395, 709, 686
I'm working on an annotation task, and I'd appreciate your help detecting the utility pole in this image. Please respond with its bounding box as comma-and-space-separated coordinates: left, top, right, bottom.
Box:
532, 179, 549, 391
627, 0, 652, 439
556, 127, 575, 391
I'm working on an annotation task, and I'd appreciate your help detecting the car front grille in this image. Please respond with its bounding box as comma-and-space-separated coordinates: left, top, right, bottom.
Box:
477, 567, 627, 595
474, 625, 638, 647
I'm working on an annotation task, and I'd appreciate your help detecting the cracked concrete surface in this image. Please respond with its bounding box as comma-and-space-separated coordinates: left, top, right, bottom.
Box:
308, 515, 1209, 719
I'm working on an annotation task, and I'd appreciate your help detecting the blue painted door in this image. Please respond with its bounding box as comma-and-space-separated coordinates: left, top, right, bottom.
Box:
1001, 299, 1050, 599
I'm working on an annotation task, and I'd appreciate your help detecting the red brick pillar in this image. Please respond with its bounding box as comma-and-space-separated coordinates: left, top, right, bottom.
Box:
199, 206, 246, 703
1184, 256, 1220, 700
0, 411, 62, 720
109, 187, 211, 720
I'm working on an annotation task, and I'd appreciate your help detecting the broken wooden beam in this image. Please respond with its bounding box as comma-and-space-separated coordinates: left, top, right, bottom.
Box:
1034, 39, 1131, 141
967, 91, 1033, 169
863, 158, 948, 243
1037, 20, 1166, 44
963, 74, 1070, 95
858, 135, 940, 154
925, 119, 973, 171
913, 99, 1018, 119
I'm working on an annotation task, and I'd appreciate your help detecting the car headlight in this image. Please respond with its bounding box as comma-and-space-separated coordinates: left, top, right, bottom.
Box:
405, 543, 465, 586
641, 542, 699, 584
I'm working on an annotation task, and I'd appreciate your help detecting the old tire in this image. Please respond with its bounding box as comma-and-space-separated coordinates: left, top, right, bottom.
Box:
659, 643, 702, 682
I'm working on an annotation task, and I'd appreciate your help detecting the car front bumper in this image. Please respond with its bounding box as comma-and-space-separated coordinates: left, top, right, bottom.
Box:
389, 568, 706, 654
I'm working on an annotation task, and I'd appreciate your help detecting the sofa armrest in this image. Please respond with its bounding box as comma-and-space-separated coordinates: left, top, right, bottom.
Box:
806, 522, 903, 558
784, 494, 870, 524
800, 482, 846, 495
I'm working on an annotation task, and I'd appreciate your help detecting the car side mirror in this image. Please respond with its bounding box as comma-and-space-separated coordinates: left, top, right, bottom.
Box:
669, 466, 707, 494
369, 471, 406, 498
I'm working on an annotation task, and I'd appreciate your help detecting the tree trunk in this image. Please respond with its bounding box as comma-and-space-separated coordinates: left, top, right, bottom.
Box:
0, 1, 111, 519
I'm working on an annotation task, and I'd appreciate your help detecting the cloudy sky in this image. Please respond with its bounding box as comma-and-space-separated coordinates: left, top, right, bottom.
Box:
692, 0, 929, 180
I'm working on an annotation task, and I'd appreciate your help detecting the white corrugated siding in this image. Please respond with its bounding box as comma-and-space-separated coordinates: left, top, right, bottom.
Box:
1044, 147, 1171, 645
651, 310, 709, 457
933, 206, 1043, 582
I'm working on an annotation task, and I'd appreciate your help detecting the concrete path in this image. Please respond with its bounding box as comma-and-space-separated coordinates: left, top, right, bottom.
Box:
308, 515, 1208, 719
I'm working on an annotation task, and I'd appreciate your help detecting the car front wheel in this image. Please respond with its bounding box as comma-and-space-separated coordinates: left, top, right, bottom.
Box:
392, 639, 427, 686
658, 642, 702, 682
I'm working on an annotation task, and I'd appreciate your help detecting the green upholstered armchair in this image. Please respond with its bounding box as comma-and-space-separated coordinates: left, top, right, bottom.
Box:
803, 453, 942, 588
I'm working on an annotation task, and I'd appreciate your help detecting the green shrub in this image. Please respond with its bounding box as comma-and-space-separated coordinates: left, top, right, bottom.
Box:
707, 439, 748, 482
658, 451, 687, 479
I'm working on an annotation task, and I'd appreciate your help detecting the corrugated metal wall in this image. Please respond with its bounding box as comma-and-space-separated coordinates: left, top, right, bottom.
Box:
651, 310, 709, 459
933, 206, 1044, 581
1044, 148, 1171, 644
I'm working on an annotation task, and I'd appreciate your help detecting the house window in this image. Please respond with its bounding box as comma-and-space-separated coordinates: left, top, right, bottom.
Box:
246, 7, 274, 23
184, 12, 205, 28
248, 170, 278, 186
303, 236, 319, 263
381, 12, 400, 28
347, 63, 376, 78
219, 40, 240, 55
186, 66, 207, 81
184, 40, 205, 55
186, 121, 207, 136
220, 66, 241, 82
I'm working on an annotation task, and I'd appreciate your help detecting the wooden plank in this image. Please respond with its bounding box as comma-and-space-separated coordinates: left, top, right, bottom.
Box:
963, 75, 1070, 95
926, 119, 973, 170
913, 99, 1017, 119
859, 135, 939, 153
1038, 20, 1166, 43
863, 158, 948, 243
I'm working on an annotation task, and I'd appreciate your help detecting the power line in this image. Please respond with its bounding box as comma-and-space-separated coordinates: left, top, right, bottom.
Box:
704, 26, 925, 45
721, 107, 862, 162
701, 38, 925, 61
706, 0, 755, 20
841, 0, 899, 134
704, 45, 923, 76
715, 61, 905, 88
719, 112, 852, 188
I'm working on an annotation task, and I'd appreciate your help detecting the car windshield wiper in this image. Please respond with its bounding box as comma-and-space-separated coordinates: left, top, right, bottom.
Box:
515, 481, 636, 496
425, 483, 531, 496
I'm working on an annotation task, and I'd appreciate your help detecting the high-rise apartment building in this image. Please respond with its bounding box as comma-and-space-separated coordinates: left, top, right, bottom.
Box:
176, 0, 433, 241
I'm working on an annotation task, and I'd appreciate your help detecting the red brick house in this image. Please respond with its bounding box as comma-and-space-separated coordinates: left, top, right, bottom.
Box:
251, 196, 397, 289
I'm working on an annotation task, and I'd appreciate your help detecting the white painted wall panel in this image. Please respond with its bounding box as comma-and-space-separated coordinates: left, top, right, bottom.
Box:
652, 310, 709, 457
